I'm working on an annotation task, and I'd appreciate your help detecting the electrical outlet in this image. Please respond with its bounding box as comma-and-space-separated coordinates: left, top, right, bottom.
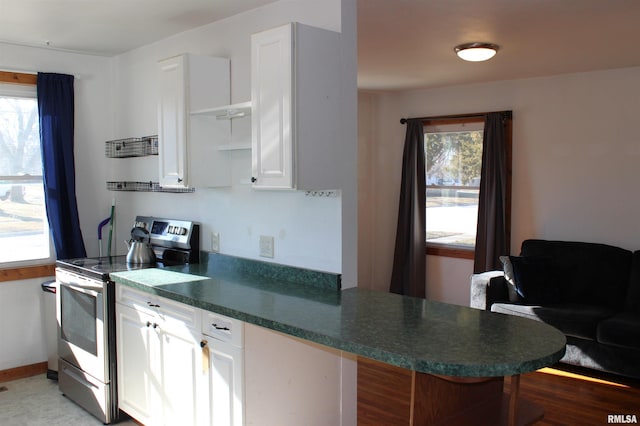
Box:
211, 232, 220, 253
259, 235, 274, 258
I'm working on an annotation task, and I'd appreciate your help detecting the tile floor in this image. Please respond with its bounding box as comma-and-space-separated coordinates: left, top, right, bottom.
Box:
0, 375, 136, 425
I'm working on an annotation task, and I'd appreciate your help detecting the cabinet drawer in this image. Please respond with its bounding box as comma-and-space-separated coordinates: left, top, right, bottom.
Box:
155, 294, 201, 331
116, 284, 160, 315
116, 284, 200, 330
202, 311, 244, 348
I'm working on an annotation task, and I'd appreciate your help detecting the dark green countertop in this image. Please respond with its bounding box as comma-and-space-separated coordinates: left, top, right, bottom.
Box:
110, 253, 566, 378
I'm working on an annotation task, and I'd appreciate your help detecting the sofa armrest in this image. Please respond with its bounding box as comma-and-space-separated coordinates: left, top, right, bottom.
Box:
470, 271, 504, 310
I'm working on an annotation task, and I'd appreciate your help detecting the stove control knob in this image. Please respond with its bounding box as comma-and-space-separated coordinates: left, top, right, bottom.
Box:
180, 227, 188, 235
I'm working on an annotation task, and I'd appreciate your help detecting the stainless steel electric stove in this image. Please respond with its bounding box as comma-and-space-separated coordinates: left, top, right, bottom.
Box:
55, 216, 200, 424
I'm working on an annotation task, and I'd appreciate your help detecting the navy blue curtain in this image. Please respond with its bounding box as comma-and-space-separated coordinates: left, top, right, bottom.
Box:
37, 73, 86, 259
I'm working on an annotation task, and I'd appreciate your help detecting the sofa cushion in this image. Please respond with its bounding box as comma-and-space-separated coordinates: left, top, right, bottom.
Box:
499, 256, 522, 303
626, 251, 640, 313
597, 312, 640, 350
505, 255, 561, 304
520, 239, 632, 310
491, 303, 615, 340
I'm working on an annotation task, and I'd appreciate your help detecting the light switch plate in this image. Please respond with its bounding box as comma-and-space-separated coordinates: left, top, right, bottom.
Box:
211, 232, 220, 253
259, 235, 274, 258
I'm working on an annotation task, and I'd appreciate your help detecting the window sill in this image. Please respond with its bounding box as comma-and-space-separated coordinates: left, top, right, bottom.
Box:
0, 264, 56, 283
426, 244, 474, 260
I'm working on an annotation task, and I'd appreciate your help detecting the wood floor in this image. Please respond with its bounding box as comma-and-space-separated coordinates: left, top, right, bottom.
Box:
505, 366, 640, 425
358, 359, 640, 425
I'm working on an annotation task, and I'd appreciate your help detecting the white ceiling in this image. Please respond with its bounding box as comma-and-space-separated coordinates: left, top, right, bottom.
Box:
358, 0, 640, 91
0, 0, 278, 56
2, 0, 640, 91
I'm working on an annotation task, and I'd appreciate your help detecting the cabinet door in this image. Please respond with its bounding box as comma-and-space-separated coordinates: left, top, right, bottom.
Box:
116, 304, 159, 425
159, 321, 202, 425
205, 338, 244, 426
251, 23, 342, 191
251, 23, 294, 189
158, 55, 188, 188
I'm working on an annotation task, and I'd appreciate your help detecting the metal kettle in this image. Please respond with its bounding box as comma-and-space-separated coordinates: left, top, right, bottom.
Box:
125, 227, 156, 264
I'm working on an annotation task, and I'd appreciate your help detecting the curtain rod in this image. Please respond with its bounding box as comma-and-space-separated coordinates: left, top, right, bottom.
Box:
400, 110, 512, 124
0, 68, 82, 80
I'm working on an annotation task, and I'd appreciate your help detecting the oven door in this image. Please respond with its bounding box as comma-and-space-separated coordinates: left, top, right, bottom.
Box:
57, 269, 108, 383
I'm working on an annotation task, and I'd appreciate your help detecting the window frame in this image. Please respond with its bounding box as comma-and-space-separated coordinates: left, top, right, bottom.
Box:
422, 113, 512, 259
0, 71, 56, 280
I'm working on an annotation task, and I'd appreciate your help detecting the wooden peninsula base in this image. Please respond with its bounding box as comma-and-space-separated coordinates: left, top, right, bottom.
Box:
357, 357, 544, 426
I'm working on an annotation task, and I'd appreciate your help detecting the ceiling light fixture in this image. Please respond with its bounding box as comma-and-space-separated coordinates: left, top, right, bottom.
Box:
454, 42, 499, 62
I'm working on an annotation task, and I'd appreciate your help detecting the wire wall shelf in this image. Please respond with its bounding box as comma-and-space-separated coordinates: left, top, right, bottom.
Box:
107, 181, 195, 193
105, 136, 158, 158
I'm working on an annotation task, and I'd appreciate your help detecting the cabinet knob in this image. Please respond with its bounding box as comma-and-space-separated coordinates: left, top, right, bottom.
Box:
146, 321, 152, 328
251, 177, 257, 183
200, 340, 208, 348
177, 177, 183, 183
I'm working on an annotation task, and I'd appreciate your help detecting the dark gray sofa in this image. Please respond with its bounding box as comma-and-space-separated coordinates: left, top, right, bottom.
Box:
470, 239, 640, 379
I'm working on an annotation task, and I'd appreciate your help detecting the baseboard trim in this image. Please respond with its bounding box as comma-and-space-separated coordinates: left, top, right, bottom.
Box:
0, 362, 48, 383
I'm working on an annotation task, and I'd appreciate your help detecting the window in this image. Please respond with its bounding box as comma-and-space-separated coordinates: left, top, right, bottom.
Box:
423, 113, 512, 259
0, 82, 53, 265
425, 120, 484, 252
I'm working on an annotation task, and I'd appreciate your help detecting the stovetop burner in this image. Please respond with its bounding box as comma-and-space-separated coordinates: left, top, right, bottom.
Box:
57, 255, 159, 281
57, 216, 200, 281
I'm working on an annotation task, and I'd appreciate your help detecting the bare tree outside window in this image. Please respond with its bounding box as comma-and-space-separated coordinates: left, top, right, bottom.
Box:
0, 89, 51, 264
425, 129, 483, 248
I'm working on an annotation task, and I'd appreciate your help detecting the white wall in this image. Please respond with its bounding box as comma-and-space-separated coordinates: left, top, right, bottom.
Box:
359, 66, 640, 305
105, 0, 350, 278
244, 324, 344, 425
0, 277, 53, 371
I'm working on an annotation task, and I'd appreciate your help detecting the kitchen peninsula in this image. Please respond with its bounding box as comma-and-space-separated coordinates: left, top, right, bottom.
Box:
111, 253, 566, 425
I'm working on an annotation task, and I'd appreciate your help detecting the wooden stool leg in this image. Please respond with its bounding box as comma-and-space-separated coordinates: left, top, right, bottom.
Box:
508, 374, 521, 426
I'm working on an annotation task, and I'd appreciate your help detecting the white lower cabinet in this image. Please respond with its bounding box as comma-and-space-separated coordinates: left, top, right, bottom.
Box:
116, 284, 244, 425
116, 301, 201, 425
116, 304, 157, 425
201, 311, 245, 426
159, 318, 202, 425
201, 336, 244, 426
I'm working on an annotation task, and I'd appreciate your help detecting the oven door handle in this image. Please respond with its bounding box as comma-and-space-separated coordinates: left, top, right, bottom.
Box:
61, 283, 102, 298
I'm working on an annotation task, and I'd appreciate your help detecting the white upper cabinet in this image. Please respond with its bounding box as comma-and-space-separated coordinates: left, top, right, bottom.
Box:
157, 54, 230, 188
251, 22, 341, 190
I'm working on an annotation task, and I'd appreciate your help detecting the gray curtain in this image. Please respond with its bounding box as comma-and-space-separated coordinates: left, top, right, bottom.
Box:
474, 112, 508, 272
390, 119, 426, 297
